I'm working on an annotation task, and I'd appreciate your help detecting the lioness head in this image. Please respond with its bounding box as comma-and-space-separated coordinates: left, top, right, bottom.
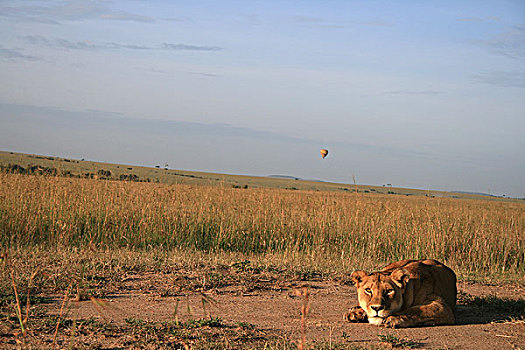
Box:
351, 268, 410, 325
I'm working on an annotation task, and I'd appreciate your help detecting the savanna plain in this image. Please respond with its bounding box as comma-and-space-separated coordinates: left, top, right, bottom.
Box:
0, 152, 524, 349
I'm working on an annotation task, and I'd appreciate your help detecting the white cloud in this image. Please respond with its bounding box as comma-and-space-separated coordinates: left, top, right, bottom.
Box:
484, 25, 525, 59
0, 0, 155, 24
471, 71, 525, 89
0, 45, 40, 61
23, 35, 223, 52
161, 43, 223, 51
457, 16, 500, 23
381, 89, 442, 96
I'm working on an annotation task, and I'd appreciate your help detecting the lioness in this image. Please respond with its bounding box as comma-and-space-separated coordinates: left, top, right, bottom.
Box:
343, 259, 456, 328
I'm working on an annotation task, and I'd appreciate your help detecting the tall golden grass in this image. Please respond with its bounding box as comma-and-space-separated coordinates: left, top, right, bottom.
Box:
1, 173, 523, 279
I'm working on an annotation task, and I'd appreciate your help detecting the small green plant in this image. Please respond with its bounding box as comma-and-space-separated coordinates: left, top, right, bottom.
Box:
377, 334, 421, 348
173, 298, 180, 326
184, 317, 225, 328
236, 321, 256, 330
232, 260, 252, 272
10, 271, 26, 337
200, 292, 218, 319
312, 342, 366, 349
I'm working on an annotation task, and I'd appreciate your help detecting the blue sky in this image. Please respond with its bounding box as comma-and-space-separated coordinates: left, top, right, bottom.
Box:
0, 1, 524, 196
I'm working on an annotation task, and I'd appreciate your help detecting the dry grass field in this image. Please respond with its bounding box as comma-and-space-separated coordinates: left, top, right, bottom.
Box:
1, 172, 523, 278
0, 152, 524, 349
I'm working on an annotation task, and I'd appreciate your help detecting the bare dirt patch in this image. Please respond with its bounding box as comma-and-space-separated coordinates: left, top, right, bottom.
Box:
6, 273, 523, 349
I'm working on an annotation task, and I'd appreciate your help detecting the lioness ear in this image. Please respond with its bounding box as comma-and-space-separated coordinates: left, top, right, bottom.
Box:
351, 270, 368, 286
391, 268, 410, 288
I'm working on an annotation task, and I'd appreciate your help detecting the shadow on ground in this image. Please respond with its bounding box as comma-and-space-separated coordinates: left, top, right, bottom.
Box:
456, 291, 525, 325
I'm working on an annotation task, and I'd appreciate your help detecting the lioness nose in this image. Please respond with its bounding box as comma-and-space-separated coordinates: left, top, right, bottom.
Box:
371, 305, 384, 312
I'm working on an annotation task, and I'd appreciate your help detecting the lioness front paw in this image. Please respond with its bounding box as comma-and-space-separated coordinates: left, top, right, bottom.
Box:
343, 307, 367, 322
382, 315, 408, 328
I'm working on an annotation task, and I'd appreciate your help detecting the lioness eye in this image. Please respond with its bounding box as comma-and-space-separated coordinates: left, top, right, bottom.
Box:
386, 289, 395, 296
365, 288, 372, 295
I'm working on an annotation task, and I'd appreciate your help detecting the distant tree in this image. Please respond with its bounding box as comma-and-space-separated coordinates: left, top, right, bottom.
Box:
97, 169, 112, 178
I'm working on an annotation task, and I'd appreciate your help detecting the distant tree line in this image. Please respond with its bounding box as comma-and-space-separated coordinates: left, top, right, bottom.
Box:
0, 164, 150, 183
1, 164, 68, 176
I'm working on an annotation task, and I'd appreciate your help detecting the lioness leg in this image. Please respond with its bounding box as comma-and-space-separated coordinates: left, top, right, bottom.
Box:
383, 295, 454, 328
343, 306, 368, 322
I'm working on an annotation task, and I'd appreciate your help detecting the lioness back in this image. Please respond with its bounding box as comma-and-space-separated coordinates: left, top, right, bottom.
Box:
381, 259, 457, 310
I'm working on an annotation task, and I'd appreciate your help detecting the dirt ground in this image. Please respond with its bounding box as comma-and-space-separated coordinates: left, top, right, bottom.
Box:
32, 274, 525, 350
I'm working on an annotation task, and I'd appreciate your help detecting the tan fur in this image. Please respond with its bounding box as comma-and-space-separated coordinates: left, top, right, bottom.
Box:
343, 259, 457, 328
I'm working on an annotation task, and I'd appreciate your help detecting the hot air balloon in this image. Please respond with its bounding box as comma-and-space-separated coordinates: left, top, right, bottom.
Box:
320, 149, 329, 159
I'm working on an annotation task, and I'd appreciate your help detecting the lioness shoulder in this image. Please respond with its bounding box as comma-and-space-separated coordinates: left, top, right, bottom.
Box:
343, 259, 456, 328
